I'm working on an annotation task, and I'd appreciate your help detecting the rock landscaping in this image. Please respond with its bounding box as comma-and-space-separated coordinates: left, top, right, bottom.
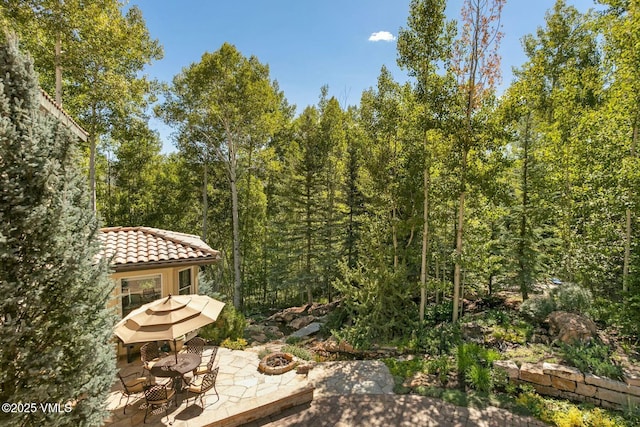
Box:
496, 360, 640, 410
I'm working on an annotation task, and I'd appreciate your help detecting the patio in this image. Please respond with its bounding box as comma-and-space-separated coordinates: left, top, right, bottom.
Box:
104, 346, 313, 427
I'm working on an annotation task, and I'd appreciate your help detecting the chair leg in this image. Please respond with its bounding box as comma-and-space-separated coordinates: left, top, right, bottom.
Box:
143, 403, 150, 424
120, 393, 130, 415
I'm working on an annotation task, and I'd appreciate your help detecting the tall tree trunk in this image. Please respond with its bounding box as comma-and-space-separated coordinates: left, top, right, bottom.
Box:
305, 177, 313, 305
435, 256, 440, 305
327, 173, 335, 302
419, 158, 431, 323
562, 130, 573, 280
623, 120, 637, 292
392, 206, 399, 270
453, 149, 467, 323
230, 156, 242, 310
202, 160, 208, 241
518, 112, 532, 300
55, 34, 62, 105
89, 133, 97, 213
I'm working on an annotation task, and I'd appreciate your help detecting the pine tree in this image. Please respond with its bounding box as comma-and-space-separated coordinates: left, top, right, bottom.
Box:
0, 38, 115, 426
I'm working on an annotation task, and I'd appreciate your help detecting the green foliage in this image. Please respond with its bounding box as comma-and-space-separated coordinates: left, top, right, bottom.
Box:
220, 338, 248, 350
0, 39, 116, 426
281, 345, 313, 361
383, 357, 428, 380
456, 343, 501, 393
559, 340, 624, 381
519, 294, 557, 323
515, 388, 553, 421
514, 386, 632, 426
423, 302, 454, 325
409, 322, 462, 355
199, 304, 246, 345
555, 284, 593, 314
467, 364, 493, 393
520, 283, 593, 325
285, 336, 302, 345
333, 247, 418, 348
591, 295, 640, 340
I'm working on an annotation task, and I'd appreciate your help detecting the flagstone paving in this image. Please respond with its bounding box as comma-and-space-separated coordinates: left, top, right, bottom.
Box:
104, 346, 308, 427
105, 346, 547, 427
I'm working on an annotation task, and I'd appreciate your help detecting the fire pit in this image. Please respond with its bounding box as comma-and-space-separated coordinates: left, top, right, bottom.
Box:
258, 352, 297, 375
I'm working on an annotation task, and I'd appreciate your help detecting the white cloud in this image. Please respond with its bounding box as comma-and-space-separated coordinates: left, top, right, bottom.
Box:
368, 31, 396, 42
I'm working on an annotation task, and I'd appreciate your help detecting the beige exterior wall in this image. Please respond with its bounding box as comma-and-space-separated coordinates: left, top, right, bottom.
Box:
107, 264, 201, 318
110, 264, 202, 358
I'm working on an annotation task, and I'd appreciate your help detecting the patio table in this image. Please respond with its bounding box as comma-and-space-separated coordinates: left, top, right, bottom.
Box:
150, 353, 201, 392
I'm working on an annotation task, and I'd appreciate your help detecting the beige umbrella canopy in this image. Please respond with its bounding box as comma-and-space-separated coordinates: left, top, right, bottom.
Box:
114, 294, 225, 348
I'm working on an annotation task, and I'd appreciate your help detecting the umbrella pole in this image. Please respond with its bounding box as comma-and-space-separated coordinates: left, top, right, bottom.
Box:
174, 339, 178, 363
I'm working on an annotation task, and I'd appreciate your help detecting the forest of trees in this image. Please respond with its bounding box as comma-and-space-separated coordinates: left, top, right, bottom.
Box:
3, 0, 639, 345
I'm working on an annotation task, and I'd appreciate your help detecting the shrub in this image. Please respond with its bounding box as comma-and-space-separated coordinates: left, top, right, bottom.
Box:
282, 344, 313, 361
456, 343, 501, 392
424, 301, 454, 324
199, 304, 246, 345
559, 340, 623, 381
383, 357, 428, 380
519, 295, 556, 323
555, 284, 592, 314
285, 335, 302, 345
413, 322, 462, 355
220, 337, 247, 350
467, 365, 493, 393
515, 387, 551, 420
553, 406, 585, 427
429, 355, 451, 385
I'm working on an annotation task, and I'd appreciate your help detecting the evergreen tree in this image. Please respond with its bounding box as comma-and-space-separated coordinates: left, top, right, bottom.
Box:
0, 38, 115, 426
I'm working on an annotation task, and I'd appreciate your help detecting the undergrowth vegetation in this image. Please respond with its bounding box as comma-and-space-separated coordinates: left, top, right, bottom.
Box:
559, 340, 624, 381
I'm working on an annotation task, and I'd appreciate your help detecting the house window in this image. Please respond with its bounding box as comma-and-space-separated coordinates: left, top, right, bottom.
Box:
178, 269, 192, 295
121, 274, 161, 317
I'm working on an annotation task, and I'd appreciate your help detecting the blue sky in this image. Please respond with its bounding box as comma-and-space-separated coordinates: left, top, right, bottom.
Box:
128, 0, 600, 152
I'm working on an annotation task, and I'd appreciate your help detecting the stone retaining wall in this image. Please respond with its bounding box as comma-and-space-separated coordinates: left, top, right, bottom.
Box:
494, 360, 640, 410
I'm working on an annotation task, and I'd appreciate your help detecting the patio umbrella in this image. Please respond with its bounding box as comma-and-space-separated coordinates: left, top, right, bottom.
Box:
114, 294, 225, 362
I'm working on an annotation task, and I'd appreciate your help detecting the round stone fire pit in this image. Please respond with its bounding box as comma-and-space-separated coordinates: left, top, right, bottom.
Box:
258, 352, 297, 375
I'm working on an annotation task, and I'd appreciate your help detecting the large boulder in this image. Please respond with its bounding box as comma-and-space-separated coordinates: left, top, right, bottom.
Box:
288, 315, 315, 330
546, 311, 598, 344
268, 305, 310, 323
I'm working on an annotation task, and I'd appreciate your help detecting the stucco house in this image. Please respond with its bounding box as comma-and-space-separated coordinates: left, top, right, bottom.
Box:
98, 226, 221, 318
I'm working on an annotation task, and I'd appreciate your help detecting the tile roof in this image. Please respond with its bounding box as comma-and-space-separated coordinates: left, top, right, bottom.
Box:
99, 227, 221, 271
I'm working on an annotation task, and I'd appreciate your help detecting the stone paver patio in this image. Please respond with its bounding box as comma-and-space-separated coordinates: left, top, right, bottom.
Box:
104, 346, 309, 427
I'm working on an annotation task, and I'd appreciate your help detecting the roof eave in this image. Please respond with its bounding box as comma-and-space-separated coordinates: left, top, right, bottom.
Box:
110, 256, 221, 273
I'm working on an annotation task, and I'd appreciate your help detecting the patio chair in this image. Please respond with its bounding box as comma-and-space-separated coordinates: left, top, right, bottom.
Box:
140, 342, 161, 373
183, 336, 206, 356
192, 346, 217, 377
117, 372, 152, 414
186, 367, 219, 408
143, 383, 177, 424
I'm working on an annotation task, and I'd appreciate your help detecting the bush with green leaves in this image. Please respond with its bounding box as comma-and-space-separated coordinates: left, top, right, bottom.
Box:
199, 304, 246, 345
555, 283, 592, 314
332, 224, 418, 348
559, 340, 623, 381
592, 294, 640, 340
519, 283, 593, 325
456, 343, 501, 393
220, 337, 247, 350
282, 344, 313, 361
519, 295, 557, 323
423, 301, 454, 325
410, 322, 462, 355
